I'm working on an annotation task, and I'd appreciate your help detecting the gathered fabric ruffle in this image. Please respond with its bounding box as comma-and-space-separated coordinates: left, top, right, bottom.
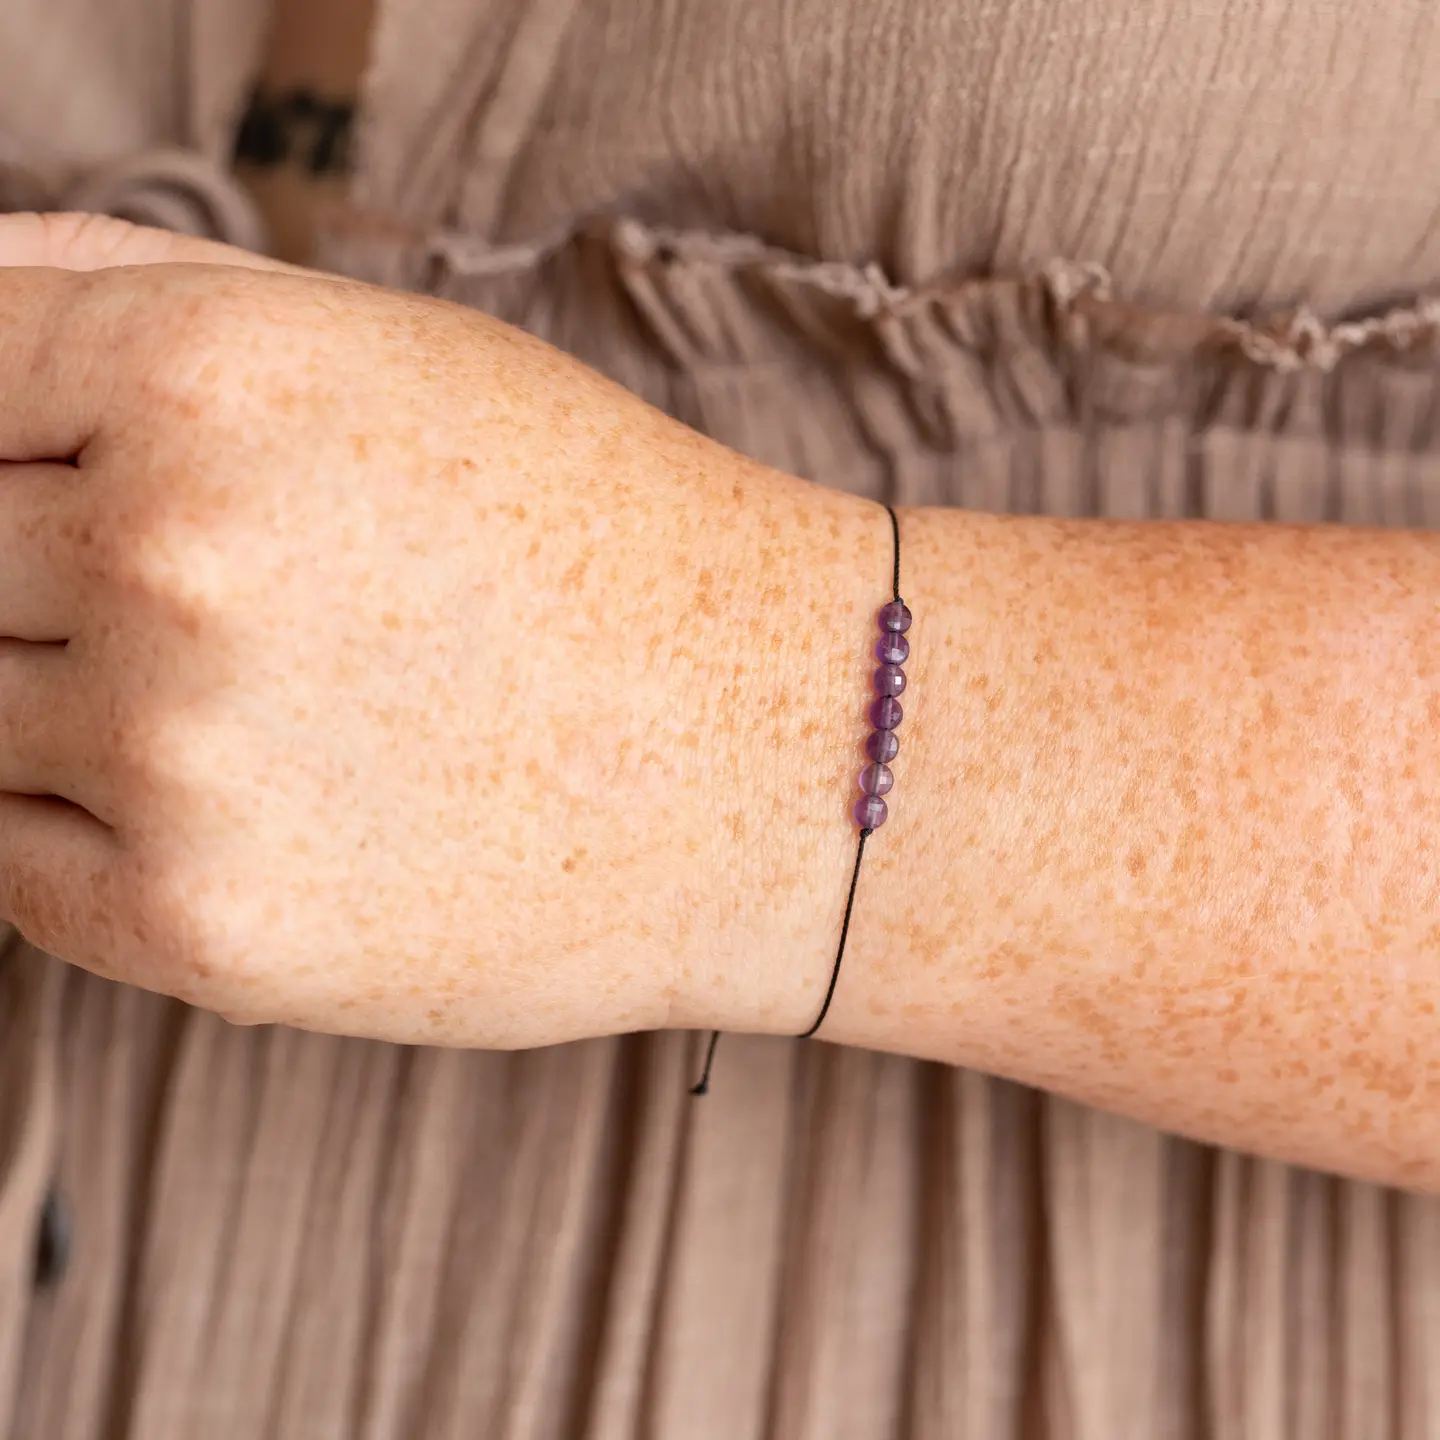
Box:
318, 210, 1440, 532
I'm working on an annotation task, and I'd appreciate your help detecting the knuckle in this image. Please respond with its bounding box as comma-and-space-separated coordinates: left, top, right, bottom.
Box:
125, 276, 263, 416
86, 481, 244, 624
108, 522, 242, 622
123, 848, 253, 1001
101, 705, 159, 796
108, 705, 237, 796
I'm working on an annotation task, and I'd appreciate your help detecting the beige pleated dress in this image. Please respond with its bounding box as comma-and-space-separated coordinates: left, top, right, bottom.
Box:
6, 0, 1440, 1435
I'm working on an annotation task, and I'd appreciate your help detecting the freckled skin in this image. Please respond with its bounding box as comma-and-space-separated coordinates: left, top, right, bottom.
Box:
819, 513, 1440, 1190
4, 216, 1440, 1190
0, 217, 793, 1050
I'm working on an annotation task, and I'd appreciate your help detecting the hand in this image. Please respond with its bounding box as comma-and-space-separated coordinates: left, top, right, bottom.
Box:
0, 214, 870, 1047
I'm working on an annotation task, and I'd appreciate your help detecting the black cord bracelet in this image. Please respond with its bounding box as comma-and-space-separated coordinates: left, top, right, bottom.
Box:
691, 504, 908, 1095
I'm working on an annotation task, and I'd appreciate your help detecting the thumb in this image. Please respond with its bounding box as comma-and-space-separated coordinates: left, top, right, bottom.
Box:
0, 212, 303, 274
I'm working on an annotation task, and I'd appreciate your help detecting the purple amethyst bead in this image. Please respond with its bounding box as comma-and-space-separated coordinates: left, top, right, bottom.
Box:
859, 761, 894, 796
876, 631, 910, 665
866, 729, 899, 763
870, 695, 902, 730
874, 663, 907, 697
854, 793, 889, 829
878, 599, 912, 633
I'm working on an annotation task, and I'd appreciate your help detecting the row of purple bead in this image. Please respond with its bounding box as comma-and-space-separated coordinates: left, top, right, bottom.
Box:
855, 598, 911, 829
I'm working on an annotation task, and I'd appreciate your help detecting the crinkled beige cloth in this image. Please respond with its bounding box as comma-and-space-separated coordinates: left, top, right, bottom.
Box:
6, 0, 1440, 1435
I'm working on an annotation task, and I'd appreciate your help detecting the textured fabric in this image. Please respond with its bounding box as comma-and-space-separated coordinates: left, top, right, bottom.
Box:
6, 0, 1440, 1434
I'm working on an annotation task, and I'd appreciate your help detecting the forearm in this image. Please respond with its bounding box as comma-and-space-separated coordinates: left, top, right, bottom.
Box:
681, 468, 1440, 1191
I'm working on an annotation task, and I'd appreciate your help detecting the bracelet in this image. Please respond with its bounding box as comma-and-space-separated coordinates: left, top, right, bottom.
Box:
691, 504, 909, 1095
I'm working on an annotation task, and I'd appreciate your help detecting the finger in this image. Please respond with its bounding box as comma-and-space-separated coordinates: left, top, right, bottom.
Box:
0, 463, 90, 640
0, 266, 107, 461
0, 792, 117, 967
0, 641, 103, 813
0, 212, 302, 275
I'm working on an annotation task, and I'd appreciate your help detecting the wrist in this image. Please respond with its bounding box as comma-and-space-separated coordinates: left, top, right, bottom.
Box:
659, 447, 895, 1038
466, 346, 891, 1048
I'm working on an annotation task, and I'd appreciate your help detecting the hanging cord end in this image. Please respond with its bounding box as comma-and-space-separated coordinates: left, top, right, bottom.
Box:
690, 1030, 721, 1096
689, 505, 901, 1098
